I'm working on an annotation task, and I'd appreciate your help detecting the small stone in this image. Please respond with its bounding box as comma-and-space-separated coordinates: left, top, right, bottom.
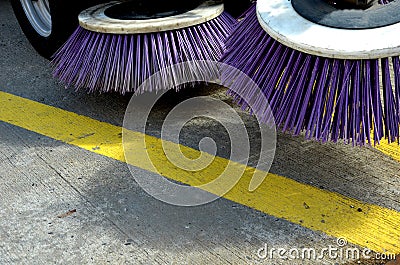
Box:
124, 238, 134, 245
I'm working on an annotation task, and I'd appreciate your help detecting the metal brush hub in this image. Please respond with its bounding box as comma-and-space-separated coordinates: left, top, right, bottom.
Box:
325, 0, 375, 9
104, 0, 202, 20
78, 0, 224, 34
257, 0, 400, 59
291, 0, 400, 29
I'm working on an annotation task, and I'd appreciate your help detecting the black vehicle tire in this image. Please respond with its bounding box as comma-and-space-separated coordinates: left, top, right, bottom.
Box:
11, 0, 103, 59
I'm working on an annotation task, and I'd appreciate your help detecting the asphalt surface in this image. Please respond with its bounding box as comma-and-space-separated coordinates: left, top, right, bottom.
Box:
0, 0, 399, 264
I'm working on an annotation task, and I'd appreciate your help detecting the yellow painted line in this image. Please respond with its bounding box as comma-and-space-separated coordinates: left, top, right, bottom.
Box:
375, 141, 400, 163
0, 91, 399, 253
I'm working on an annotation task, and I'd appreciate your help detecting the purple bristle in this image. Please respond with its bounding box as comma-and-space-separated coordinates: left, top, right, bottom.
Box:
52, 12, 236, 94
221, 4, 400, 145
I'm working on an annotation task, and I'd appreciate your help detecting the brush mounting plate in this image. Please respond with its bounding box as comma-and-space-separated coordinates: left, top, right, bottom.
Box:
79, 1, 224, 34
292, 0, 400, 29
104, 0, 203, 20
257, 0, 400, 59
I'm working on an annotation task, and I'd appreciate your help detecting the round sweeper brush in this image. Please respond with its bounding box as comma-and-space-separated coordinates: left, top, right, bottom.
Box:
221, 0, 400, 145
51, 0, 235, 94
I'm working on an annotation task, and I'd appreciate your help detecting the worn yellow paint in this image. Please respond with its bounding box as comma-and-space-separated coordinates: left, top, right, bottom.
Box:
0, 91, 399, 253
375, 141, 400, 163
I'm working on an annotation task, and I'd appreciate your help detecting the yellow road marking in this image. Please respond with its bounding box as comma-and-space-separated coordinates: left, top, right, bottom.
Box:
376, 141, 400, 163
0, 91, 399, 253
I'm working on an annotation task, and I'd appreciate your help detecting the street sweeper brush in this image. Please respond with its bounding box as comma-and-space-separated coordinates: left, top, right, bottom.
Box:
51, 0, 235, 94
221, 0, 400, 145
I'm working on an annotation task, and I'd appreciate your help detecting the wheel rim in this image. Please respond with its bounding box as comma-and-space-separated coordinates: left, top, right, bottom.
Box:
20, 0, 52, 37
